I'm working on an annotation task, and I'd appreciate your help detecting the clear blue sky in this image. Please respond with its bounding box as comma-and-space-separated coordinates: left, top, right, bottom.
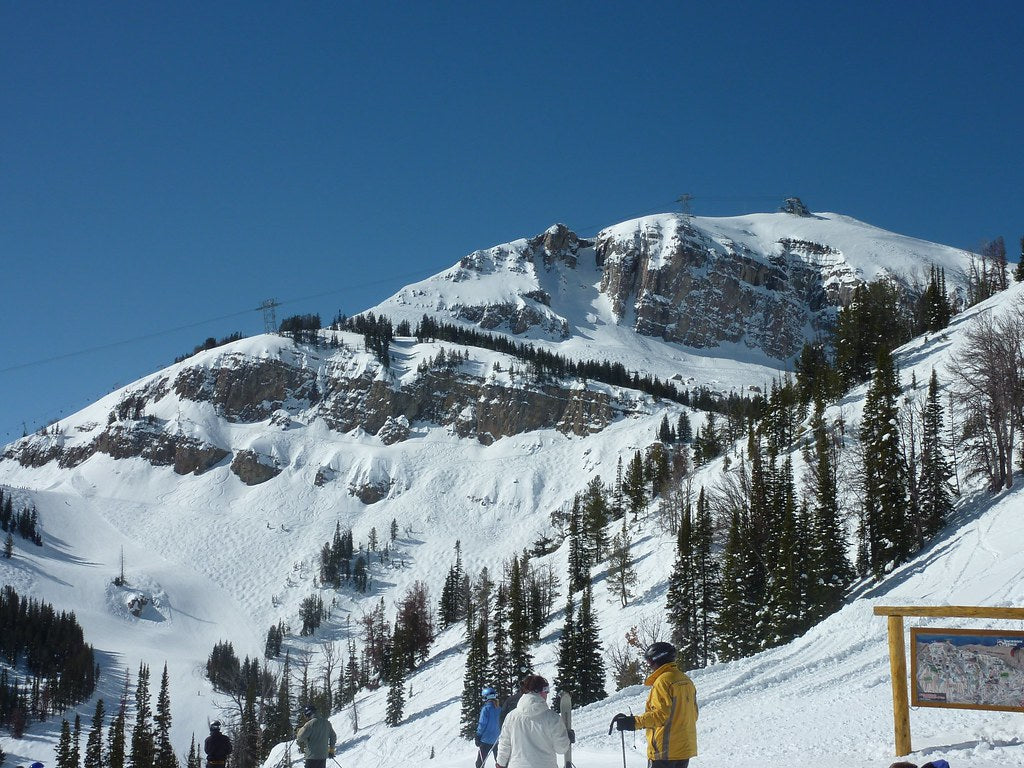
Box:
2, 1, 1021, 442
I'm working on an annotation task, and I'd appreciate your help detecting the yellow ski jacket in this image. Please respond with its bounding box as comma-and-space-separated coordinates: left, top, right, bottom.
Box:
633, 662, 698, 761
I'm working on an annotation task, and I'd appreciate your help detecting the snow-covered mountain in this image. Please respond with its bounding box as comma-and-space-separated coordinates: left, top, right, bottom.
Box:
3, 207, 1022, 768
372, 209, 972, 362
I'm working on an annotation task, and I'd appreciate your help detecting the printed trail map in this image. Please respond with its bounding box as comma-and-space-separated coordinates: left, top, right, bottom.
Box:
911, 628, 1024, 712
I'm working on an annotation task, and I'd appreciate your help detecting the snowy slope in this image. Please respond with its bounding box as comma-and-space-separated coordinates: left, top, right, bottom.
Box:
2, 225, 1021, 768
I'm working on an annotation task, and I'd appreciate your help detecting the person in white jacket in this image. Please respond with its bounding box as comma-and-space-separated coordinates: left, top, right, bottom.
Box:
495, 675, 572, 768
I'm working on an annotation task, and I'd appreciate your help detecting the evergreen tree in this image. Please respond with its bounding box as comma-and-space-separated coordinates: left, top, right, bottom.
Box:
804, 396, 853, 623
1014, 236, 1024, 283
84, 698, 106, 768
265, 653, 293, 748
489, 582, 513, 696
460, 619, 490, 739
186, 738, 201, 768
384, 661, 405, 726
554, 591, 577, 706
860, 346, 910, 579
73, 713, 83, 768
666, 500, 699, 668
606, 518, 637, 607
154, 664, 177, 768
506, 558, 533, 682
130, 663, 154, 768
107, 677, 129, 768
919, 370, 955, 539
57, 718, 74, 768
691, 487, 720, 667
566, 496, 588, 593
759, 457, 802, 648
717, 504, 761, 661
677, 412, 693, 443
573, 583, 606, 707
581, 476, 610, 560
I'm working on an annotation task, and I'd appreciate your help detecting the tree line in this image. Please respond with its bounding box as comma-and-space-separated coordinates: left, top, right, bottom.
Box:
0, 586, 97, 736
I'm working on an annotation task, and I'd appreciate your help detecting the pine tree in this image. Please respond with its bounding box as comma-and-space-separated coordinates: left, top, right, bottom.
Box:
717, 504, 761, 661
760, 457, 802, 648
107, 674, 129, 768
677, 412, 693, 443
265, 652, 293, 748
72, 713, 83, 768
84, 698, 106, 768
186, 738, 201, 768
130, 663, 154, 768
57, 718, 74, 768
606, 518, 637, 607
1014, 236, 1024, 283
384, 660, 405, 726
804, 396, 853, 623
460, 619, 490, 739
490, 582, 513, 695
666, 500, 698, 668
154, 664, 177, 768
554, 591, 577, 705
566, 496, 588, 593
860, 346, 910, 579
692, 487, 720, 667
919, 369, 954, 539
506, 558, 533, 682
573, 583, 606, 707
581, 476, 610, 559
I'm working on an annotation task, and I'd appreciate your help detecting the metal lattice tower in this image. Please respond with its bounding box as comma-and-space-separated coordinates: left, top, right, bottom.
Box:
259, 298, 280, 333
676, 193, 694, 221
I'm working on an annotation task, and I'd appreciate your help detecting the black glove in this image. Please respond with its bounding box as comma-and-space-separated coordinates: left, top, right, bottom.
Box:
611, 713, 636, 732
567, 728, 576, 744
474, 736, 482, 747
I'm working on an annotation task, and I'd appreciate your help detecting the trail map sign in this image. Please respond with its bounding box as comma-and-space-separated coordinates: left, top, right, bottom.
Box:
911, 627, 1024, 712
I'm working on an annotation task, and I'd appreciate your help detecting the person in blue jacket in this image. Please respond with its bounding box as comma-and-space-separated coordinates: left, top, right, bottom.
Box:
475, 686, 501, 768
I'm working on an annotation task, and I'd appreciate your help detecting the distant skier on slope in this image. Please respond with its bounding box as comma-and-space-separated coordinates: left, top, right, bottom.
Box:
611, 642, 698, 768
474, 686, 500, 768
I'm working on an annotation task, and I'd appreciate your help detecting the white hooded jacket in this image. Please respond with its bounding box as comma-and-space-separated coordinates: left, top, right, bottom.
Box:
495, 692, 570, 768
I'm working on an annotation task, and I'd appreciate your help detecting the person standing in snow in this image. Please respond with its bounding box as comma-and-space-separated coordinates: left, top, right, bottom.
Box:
495, 675, 572, 768
611, 642, 698, 768
204, 721, 232, 768
475, 686, 501, 768
295, 704, 337, 768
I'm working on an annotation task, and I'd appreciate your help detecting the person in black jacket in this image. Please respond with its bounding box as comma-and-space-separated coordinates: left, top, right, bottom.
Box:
204, 721, 232, 768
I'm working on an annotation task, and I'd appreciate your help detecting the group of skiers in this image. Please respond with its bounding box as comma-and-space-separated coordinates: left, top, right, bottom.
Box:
202, 704, 336, 768
475, 641, 698, 768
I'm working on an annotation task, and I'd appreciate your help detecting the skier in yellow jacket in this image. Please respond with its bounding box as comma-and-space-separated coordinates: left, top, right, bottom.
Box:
611, 642, 697, 768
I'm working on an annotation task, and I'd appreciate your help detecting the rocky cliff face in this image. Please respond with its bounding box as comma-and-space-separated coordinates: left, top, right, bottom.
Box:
594, 217, 858, 359
2, 341, 631, 493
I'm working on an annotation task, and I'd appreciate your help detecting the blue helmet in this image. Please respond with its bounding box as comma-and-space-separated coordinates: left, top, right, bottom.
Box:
481, 685, 497, 700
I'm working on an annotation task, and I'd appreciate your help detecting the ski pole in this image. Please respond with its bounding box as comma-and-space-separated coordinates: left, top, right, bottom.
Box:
331, 756, 345, 768
619, 729, 626, 768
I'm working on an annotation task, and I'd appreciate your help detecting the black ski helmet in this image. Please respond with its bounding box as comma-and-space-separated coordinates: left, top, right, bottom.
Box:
210, 721, 221, 732
643, 641, 676, 668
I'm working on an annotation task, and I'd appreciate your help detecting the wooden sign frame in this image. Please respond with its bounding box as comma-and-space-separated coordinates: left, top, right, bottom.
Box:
910, 626, 1024, 712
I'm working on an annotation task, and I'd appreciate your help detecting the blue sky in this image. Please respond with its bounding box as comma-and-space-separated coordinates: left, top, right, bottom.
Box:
2, 1, 1022, 442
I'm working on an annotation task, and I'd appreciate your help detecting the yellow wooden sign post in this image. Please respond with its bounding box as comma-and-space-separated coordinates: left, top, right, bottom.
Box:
874, 605, 1024, 757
